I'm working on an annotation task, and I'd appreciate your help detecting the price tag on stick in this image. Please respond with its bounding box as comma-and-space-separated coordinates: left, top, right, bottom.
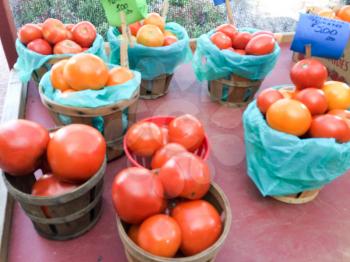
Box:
213, 0, 234, 25
291, 13, 350, 59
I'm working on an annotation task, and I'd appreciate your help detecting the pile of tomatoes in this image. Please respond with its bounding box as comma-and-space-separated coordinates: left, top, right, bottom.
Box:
18, 18, 97, 55
257, 58, 350, 142
0, 120, 106, 203
113, 115, 222, 258
312, 5, 350, 22
119, 12, 178, 47
50, 53, 134, 93
210, 24, 276, 56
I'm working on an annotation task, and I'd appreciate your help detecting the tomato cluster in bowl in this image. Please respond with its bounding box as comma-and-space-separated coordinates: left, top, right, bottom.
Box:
18, 18, 97, 55
210, 24, 276, 56
257, 58, 350, 142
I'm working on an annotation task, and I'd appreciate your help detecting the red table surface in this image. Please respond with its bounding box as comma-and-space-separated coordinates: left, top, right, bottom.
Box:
8, 44, 350, 262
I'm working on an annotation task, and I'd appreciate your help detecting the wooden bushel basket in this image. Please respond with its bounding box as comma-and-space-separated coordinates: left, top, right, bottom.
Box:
272, 189, 321, 204
208, 74, 262, 107
32, 58, 66, 86
140, 74, 173, 99
38, 85, 140, 161
116, 183, 232, 262
2, 159, 106, 240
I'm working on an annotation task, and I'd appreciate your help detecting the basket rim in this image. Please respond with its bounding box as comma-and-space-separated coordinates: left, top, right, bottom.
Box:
116, 182, 232, 262
123, 115, 210, 168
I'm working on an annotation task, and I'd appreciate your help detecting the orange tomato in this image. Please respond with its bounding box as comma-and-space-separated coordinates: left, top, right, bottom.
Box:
50, 59, 70, 91
266, 99, 312, 136
322, 81, 350, 110
337, 5, 350, 22
279, 87, 298, 99
210, 32, 232, 50
163, 36, 178, 46
143, 13, 165, 31
318, 9, 336, 19
128, 224, 140, 244
106, 67, 133, 86
164, 30, 176, 38
137, 25, 164, 47
63, 53, 109, 91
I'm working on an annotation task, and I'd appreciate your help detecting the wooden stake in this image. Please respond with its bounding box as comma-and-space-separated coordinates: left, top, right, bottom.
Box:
120, 11, 129, 68
225, 0, 235, 25
126, 26, 135, 48
305, 44, 312, 58
162, 0, 169, 21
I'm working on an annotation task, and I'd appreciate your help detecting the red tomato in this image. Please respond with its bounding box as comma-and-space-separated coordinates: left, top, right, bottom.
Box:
234, 49, 246, 55
295, 88, 328, 115
72, 21, 97, 48
257, 88, 284, 114
245, 34, 276, 55
47, 124, 106, 182
161, 127, 169, 145
0, 120, 49, 176
18, 24, 43, 44
328, 109, 350, 141
232, 32, 252, 49
310, 115, 350, 143
65, 24, 75, 32
168, 114, 205, 152
126, 122, 164, 157
53, 40, 82, 54
128, 224, 140, 244
27, 39, 52, 55
290, 59, 328, 89
172, 200, 222, 256
112, 167, 166, 224
42, 18, 68, 44
138, 214, 181, 257
129, 21, 142, 36
210, 32, 232, 50
32, 174, 79, 197
151, 143, 187, 170
163, 36, 178, 46
252, 30, 274, 38
158, 152, 211, 199
216, 24, 237, 41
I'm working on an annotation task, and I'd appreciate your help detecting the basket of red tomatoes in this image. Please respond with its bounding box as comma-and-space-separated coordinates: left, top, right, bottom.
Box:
124, 114, 210, 169
243, 58, 350, 204
193, 24, 280, 107
0, 120, 106, 240
15, 18, 106, 84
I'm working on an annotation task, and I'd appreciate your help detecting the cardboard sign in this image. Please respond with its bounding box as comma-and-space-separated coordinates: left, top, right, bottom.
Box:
213, 0, 232, 6
100, 0, 148, 26
291, 13, 350, 59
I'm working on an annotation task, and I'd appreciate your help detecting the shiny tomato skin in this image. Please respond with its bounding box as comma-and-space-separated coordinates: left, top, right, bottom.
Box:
106, 67, 134, 86
32, 174, 79, 197
138, 214, 181, 257
257, 88, 284, 114
151, 143, 187, 170
27, 39, 52, 55
216, 24, 237, 41
210, 32, 232, 50
72, 21, 97, 48
53, 39, 82, 54
158, 152, 211, 199
18, 24, 43, 44
50, 59, 71, 91
290, 59, 328, 89
47, 124, 106, 182
310, 114, 350, 143
295, 88, 328, 115
161, 127, 169, 145
168, 114, 205, 152
42, 18, 68, 44
112, 167, 166, 224
322, 81, 350, 110
232, 32, 252, 49
0, 120, 49, 176
172, 200, 222, 256
245, 34, 275, 55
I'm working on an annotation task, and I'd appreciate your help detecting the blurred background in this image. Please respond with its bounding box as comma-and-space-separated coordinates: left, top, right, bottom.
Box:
8, 0, 349, 38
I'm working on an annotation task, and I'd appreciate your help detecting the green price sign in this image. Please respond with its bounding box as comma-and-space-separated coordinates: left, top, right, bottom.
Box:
100, 0, 148, 26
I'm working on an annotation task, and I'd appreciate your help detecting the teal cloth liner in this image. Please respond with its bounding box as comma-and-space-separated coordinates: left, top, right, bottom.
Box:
108, 22, 192, 80
193, 28, 281, 81
14, 34, 107, 83
243, 86, 350, 196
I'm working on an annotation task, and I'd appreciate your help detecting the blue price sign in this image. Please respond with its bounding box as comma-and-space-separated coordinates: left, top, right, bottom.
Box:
213, 0, 232, 6
291, 13, 350, 59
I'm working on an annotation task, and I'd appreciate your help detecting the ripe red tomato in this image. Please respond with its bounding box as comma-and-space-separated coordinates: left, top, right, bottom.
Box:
210, 32, 232, 50
290, 59, 328, 89
65, 24, 75, 32
163, 36, 178, 46
158, 152, 211, 199
18, 24, 43, 44
234, 49, 246, 55
42, 18, 68, 44
257, 88, 284, 114
112, 167, 166, 224
172, 200, 222, 256
138, 214, 181, 257
161, 127, 169, 145
168, 114, 205, 152
328, 109, 350, 141
0, 120, 49, 175
251, 30, 274, 38
295, 88, 328, 115
310, 115, 350, 143
216, 24, 237, 41
126, 122, 164, 156
47, 124, 106, 182
27, 39, 52, 55
232, 32, 252, 49
53, 40, 82, 54
151, 143, 187, 170
32, 174, 79, 197
245, 34, 276, 55
72, 21, 97, 48
128, 224, 140, 244
129, 21, 142, 36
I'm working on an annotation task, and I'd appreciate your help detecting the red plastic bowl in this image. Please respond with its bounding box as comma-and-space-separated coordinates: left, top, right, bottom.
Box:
124, 116, 210, 169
